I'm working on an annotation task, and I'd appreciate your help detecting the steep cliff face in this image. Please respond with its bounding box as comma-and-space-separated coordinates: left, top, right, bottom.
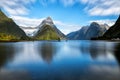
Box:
0, 10, 28, 41
34, 17, 66, 40
103, 16, 120, 39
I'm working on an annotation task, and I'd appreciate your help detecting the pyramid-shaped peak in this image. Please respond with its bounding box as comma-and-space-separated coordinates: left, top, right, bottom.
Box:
41, 16, 54, 25
46, 16, 52, 20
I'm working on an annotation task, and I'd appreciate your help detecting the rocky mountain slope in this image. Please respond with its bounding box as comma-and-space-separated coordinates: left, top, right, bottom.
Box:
34, 17, 66, 40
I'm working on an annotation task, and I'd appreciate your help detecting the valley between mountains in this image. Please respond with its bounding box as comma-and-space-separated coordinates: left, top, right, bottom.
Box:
0, 10, 120, 41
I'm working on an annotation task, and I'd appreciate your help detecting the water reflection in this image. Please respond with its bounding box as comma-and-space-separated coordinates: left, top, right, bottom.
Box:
89, 42, 113, 59
114, 43, 120, 65
0, 43, 31, 80
0, 41, 119, 80
78, 41, 115, 59
0, 43, 15, 67
38, 42, 57, 63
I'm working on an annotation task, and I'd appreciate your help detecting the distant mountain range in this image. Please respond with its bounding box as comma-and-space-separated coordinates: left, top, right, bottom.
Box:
67, 22, 109, 40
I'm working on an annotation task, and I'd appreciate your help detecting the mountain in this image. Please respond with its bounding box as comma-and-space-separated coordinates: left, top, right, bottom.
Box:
0, 10, 28, 41
34, 17, 66, 40
85, 22, 109, 39
67, 26, 88, 40
67, 22, 109, 40
102, 15, 120, 39
92, 15, 120, 40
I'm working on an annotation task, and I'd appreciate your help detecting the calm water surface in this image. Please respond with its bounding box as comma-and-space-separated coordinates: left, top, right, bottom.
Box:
0, 40, 120, 80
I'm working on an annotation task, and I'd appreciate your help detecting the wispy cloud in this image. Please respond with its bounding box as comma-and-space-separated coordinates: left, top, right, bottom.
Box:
0, 0, 35, 16
1, 0, 119, 16
11, 16, 44, 27
37, 0, 120, 16
80, 0, 120, 16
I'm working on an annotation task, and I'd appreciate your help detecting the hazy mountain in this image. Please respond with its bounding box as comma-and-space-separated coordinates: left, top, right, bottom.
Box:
34, 17, 66, 40
67, 26, 88, 40
0, 10, 28, 41
67, 22, 109, 40
85, 22, 109, 39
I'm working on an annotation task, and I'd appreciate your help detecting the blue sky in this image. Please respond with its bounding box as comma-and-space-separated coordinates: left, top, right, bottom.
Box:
0, 0, 120, 34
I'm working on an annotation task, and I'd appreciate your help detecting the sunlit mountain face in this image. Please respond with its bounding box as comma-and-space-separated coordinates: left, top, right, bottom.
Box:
0, 0, 119, 35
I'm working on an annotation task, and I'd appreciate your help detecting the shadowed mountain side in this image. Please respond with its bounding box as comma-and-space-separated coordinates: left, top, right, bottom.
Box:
103, 16, 120, 39
92, 15, 120, 40
0, 10, 28, 41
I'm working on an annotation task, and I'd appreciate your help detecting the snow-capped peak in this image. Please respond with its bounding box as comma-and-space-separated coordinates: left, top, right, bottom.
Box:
41, 16, 54, 25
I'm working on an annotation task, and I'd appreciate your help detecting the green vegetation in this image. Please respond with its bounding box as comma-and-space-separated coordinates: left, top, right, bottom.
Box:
0, 33, 19, 41
34, 25, 60, 40
0, 10, 28, 42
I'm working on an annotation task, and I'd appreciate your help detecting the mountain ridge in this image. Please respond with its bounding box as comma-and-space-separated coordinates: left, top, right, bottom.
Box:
67, 22, 109, 40
33, 17, 66, 40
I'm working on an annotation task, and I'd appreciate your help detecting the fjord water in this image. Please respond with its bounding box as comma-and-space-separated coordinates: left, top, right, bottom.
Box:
0, 41, 120, 80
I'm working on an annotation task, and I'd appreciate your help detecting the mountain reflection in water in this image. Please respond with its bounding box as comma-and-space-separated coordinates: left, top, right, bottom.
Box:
0, 41, 119, 80
38, 42, 57, 63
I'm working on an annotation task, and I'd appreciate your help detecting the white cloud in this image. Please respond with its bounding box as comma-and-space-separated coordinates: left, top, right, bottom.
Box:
0, 0, 35, 16
80, 0, 120, 16
11, 16, 44, 27
89, 19, 116, 26
1, 0, 120, 16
